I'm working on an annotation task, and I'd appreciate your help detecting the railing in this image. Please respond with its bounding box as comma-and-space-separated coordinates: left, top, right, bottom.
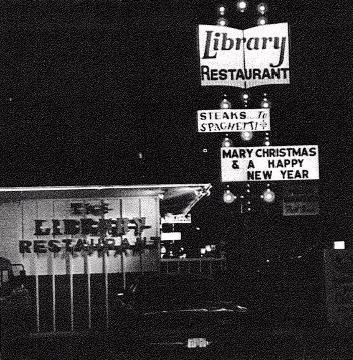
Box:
2, 258, 226, 335
160, 257, 227, 275
20, 273, 137, 334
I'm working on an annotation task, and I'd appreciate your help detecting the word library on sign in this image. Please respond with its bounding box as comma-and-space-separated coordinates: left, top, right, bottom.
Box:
198, 23, 290, 87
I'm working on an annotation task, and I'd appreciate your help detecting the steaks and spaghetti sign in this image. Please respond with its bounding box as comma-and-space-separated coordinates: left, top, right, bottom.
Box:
197, 108, 270, 133
198, 23, 289, 88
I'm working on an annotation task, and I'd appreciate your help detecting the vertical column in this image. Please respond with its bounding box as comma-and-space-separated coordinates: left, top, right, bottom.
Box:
35, 274, 40, 332
119, 199, 126, 290
87, 265, 91, 329
52, 201, 56, 332
35, 201, 40, 332
138, 198, 143, 274
52, 273, 56, 332
69, 263, 74, 332
101, 200, 109, 330
81, 202, 92, 329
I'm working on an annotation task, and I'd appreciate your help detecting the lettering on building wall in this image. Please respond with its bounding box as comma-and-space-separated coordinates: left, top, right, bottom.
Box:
18, 202, 158, 256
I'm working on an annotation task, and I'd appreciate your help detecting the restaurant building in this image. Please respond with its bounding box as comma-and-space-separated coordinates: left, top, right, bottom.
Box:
0, 184, 211, 333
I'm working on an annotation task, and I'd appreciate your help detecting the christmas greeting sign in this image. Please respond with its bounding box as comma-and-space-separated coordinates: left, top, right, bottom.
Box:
221, 145, 319, 182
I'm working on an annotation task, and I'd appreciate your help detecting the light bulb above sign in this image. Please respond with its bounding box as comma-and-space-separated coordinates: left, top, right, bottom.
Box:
198, 23, 289, 88
221, 145, 319, 182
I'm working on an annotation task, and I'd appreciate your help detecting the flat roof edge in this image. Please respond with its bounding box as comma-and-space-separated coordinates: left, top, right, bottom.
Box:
0, 184, 211, 193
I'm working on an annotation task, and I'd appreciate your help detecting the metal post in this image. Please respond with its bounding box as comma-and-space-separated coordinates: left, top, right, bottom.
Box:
101, 200, 109, 330
88, 270, 92, 329
82, 201, 92, 329
121, 252, 126, 289
35, 274, 40, 332
35, 201, 40, 332
52, 273, 56, 332
199, 259, 202, 273
70, 271, 74, 331
104, 253, 109, 329
52, 201, 56, 332
120, 199, 127, 290
138, 198, 144, 275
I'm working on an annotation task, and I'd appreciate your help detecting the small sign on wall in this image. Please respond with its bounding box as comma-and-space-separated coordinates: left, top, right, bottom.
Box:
161, 214, 191, 224
283, 200, 319, 216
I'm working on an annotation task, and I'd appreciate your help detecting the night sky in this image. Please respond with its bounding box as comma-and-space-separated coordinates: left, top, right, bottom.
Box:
0, 0, 352, 251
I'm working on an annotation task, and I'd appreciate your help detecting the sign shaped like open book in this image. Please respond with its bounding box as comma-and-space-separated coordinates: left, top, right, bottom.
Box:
198, 23, 290, 88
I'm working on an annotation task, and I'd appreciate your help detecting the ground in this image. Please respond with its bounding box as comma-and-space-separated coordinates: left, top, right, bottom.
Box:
1, 323, 353, 360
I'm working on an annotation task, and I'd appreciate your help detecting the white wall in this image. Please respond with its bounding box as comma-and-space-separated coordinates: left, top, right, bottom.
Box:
0, 196, 160, 275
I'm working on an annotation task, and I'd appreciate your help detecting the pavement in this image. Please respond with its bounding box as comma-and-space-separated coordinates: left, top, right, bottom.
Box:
1, 323, 353, 360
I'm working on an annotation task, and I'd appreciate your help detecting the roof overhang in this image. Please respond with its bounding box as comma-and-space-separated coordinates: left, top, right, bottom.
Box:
160, 184, 212, 216
0, 184, 212, 216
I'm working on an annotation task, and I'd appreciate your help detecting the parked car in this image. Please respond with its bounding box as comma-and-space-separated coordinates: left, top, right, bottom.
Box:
0, 258, 31, 360
109, 272, 263, 357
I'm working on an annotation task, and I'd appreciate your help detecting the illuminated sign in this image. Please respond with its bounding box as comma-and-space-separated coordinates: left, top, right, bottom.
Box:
283, 200, 319, 216
161, 214, 192, 224
197, 108, 270, 132
198, 23, 289, 88
221, 145, 319, 182
161, 232, 182, 241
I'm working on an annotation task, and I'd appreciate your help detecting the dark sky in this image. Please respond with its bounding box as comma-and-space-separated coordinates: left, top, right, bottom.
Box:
0, 0, 352, 217
0, 0, 352, 256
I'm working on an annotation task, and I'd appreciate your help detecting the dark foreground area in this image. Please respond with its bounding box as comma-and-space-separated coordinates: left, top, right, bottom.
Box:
2, 261, 352, 360
1, 324, 353, 360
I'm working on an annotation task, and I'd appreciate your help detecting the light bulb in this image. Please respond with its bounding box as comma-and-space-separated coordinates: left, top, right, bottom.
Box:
263, 189, 275, 203
222, 137, 233, 147
220, 98, 231, 109
218, 5, 226, 15
261, 98, 270, 108
223, 189, 235, 203
241, 131, 253, 141
242, 92, 249, 101
257, 16, 268, 26
217, 17, 228, 26
237, 1, 248, 12
257, 3, 268, 14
